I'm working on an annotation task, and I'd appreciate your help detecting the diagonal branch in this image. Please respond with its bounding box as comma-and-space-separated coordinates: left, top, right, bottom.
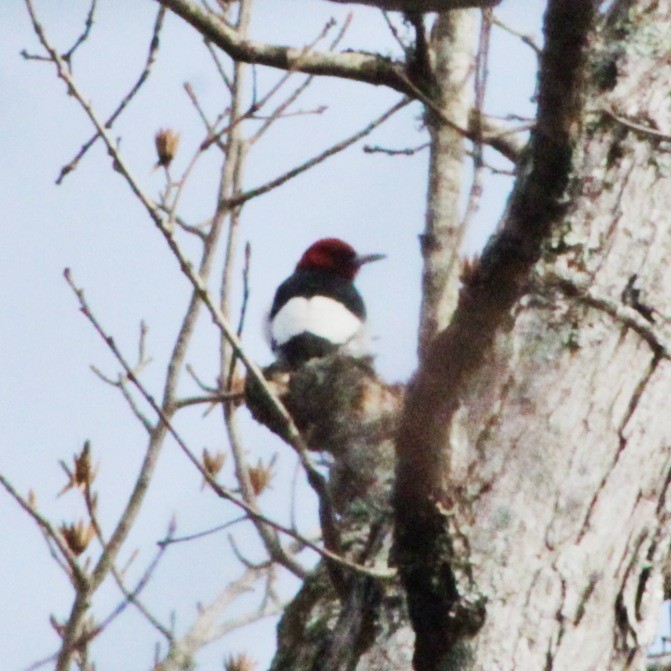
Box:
327, 0, 501, 9
0, 473, 88, 589
56, 6, 166, 184
226, 97, 411, 208
155, 0, 411, 93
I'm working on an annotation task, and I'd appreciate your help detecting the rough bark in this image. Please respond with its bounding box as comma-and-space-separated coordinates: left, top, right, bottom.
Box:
248, 356, 412, 671
396, 2, 671, 670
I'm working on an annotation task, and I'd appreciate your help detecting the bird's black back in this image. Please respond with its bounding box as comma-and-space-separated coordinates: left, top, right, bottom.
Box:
269, 269, 366, 320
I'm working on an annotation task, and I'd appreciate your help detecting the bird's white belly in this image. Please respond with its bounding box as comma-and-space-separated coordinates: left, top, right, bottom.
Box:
271, 296, 364, 346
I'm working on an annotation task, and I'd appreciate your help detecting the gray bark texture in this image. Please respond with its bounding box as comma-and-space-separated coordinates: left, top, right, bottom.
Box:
395, 1, 671, 670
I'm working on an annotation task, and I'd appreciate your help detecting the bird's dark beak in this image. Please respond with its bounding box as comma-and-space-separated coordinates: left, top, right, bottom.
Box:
355, 253, 386, 267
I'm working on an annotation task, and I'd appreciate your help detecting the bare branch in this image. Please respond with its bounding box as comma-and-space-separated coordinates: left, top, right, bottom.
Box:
363, 141, 430, 156
56, 6, 166, 184
157, 0, 522, 163
154, 567, 282, 671
491, 12, 542, 56
245, 15, 350, 147
64, 270, 394, 581
173, 391, 244, 409
226, 98, 412, 208
62, 0, 97, 64
155, 0, 412, 93
0, 473, 87, 588
159, 515, 247, 546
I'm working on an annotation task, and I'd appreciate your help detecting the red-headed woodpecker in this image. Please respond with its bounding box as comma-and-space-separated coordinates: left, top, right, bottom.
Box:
268, 238, 385, 367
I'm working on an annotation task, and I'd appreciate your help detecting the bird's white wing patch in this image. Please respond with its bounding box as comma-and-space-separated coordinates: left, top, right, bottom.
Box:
270, 296, 364, 347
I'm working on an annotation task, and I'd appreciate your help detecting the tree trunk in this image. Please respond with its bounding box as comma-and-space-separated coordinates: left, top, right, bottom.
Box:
396, 2, 671, 670
250, 356, 412, 671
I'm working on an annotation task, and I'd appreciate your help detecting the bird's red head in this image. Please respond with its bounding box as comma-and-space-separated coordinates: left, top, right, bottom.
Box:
296, 238, 385, 281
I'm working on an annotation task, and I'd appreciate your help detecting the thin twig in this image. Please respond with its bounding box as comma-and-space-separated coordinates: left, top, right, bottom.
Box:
603, 105, 671, 142
55, 6, 166, 184
104, 539, 174, 641
204, 15, 340, 152
225, 98, 412, 208
245, 15, 349, 148
382, 10, 408, 55
159, 515, 247, 546
173, 391, 244, 409
250, 106, 327, 121
363, 141, 430, 156
64, 270, 394, 581
62, 0, 97, 64
491, 13, 542, 56
224, 241, 252, 388
0, 473, 87, 588
204, 38, 234, 92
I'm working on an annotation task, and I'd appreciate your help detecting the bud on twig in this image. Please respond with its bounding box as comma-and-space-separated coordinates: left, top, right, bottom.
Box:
225, 652, 256, 671
203, 448, 226, 480
154, 128, 180, 169
60, 519, 95, 555
58, 440, 98, 497
247, 460, 273, 496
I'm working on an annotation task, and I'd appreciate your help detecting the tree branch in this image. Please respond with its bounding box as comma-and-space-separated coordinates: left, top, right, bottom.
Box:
155, 0, 411, 93
416, 9, 477, 358
326, 0, 500, 10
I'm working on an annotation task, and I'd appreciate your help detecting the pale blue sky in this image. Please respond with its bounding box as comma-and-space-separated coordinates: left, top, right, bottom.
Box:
5, 2, 642, 669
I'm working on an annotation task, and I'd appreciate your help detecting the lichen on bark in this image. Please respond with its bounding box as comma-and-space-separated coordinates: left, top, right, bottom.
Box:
248, 355, 411, 671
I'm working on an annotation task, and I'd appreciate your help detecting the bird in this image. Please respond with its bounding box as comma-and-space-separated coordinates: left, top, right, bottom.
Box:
267, 238, 385, 367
